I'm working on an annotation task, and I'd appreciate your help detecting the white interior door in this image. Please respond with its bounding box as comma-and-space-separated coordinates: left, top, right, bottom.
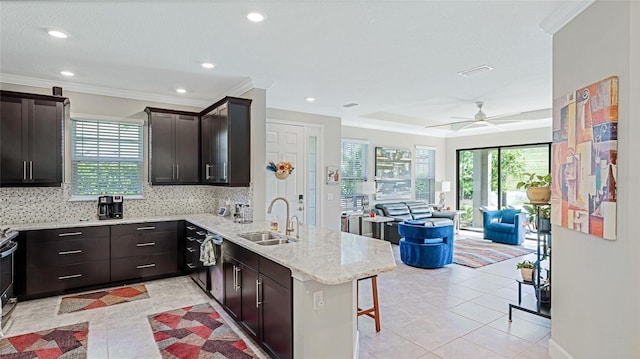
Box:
266, 123, 305, 228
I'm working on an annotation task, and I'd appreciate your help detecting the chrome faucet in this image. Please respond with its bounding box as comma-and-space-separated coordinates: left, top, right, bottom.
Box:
267, 197, 292, 235
290, 215, 300, 238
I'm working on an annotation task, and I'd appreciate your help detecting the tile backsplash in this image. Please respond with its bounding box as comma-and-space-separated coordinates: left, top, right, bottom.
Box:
0, 183, 252, 225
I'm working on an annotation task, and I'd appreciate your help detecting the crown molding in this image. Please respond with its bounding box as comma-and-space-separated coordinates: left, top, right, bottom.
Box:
0, 73, 255, 108
539, 0, 595, 35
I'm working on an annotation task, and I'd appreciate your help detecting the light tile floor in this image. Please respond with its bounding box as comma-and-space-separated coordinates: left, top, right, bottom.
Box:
357, 230, 551, 359
4, 230, 550, 359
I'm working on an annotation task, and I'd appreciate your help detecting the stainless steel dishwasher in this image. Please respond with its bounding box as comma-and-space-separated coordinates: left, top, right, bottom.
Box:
207, 232, 224, 302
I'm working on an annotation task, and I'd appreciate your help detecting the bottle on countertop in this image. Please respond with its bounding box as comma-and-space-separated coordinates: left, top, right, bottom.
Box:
270, 216, 279, 232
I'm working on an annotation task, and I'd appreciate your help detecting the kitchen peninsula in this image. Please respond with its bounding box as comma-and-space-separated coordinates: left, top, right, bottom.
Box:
10, 213, 397, 359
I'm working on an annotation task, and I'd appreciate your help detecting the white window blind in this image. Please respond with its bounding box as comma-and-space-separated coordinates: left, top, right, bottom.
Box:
415, 147, 436, 202
71, 119, 143, 196
340, 140, 368, 211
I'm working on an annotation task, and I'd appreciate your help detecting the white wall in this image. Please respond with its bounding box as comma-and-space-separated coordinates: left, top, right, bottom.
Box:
267, 108, 342, 230
341, 125, 447, 207
444, 127, 552, 209
550, 1, 639, 358
240, 88, 267, 222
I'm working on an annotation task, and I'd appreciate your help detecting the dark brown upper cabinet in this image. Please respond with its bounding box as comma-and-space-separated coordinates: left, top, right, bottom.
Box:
200, 97, 251, 186
145, 107, 200, 185
0, 90, 67, 187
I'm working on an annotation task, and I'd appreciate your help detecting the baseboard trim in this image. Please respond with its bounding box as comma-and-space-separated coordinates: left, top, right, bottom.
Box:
549, 338, 575, 359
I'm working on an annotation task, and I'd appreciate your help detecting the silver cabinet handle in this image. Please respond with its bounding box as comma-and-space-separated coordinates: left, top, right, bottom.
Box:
256, 279, 262, 308
59, 232, 82, 237
136, 226, 155, 231
234, 265, 241, 291
172, 164, 175, 180
137, 263, 156, 269
186, 236, 196, 242
186, 226, 196, 230
205, 164, 211, 180
136, 242, 155, 247
195, 231, 206, 236
223, 162, 227, 181
59, 249, 82, 255
58, 274, 82, 280
176, 164, 179, 179
186, 247, 196, 253
196, 238, 204, 244
23, 161, 27, 180
29, 161, 33, 180
186, 263, 196, 269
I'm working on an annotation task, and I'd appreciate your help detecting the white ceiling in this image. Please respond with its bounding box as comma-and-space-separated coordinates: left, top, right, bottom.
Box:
0, 1, 591, 137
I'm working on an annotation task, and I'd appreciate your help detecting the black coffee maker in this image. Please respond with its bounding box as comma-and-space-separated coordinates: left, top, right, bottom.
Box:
97, 195, 124, 220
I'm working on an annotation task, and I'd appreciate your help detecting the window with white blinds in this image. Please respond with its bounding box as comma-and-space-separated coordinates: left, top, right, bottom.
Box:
415, 146, 436, 203
71, 119, 143, 197
340, 140, 368, 211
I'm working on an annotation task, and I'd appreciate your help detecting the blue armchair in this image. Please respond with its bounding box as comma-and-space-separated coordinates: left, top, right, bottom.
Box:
482, 208, 526, 245
398, 220, 454, 268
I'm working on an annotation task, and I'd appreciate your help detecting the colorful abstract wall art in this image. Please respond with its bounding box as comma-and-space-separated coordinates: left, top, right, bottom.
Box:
551, 76, 618, 240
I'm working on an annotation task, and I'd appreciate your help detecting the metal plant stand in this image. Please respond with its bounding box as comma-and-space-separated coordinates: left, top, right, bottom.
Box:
509, 202, 551, 321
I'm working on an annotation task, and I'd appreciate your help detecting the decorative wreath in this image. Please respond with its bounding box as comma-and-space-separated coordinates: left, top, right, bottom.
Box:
266, 161, 295, 178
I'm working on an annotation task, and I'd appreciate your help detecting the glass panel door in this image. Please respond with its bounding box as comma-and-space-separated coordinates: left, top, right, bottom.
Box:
458, 148, 499, 230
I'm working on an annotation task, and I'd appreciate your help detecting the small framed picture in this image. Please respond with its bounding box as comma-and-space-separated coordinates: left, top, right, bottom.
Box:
326, 166, 340, 185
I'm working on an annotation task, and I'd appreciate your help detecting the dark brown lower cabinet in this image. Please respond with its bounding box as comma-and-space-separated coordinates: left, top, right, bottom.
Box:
110, 222, 179, 282
223, 241, 292, 359
25, 226, 111, 297
19, 221, 181, 300
185, 223, 209, 292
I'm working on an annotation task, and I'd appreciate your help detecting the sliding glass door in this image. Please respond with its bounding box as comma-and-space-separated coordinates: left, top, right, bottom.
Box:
457, 143, 550, 230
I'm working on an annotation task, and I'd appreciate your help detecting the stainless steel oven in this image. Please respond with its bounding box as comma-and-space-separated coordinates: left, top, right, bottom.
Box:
0, 231, 18, 337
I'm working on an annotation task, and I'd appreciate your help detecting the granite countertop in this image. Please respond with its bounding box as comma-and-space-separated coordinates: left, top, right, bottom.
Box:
6, 213, 397, 285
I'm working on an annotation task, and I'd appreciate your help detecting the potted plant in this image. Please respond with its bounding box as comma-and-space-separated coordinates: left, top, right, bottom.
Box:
516, 260, 535, 282
522, 204, 551, 233
516, 172, 552, 203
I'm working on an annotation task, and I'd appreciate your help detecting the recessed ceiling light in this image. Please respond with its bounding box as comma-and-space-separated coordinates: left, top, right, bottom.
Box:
176, 88, 187, 94
305, 97, 315, 102
60, 71, 74, 77
458, 64, 494, 77
201, 62, 215, 69
48, 30, 69, 39
247, 12, 265, 22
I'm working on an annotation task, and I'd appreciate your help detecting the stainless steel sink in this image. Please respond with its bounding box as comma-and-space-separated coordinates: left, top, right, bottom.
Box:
256, 238, 298, 246
239, 231, 281, 242
238, 231, 297, 245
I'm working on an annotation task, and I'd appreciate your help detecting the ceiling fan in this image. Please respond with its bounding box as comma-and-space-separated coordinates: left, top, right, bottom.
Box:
425, 102, 551, 131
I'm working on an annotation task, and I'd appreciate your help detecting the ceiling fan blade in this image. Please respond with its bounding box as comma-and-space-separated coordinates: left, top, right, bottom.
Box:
483, 121, 505, 131
424, 119, 476, 129
454, 122, 481, 132
451, 116, 474, 120
487, 108, 552, 122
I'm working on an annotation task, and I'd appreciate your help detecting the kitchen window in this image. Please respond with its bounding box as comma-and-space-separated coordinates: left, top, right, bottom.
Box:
340, 140, 368, 211
71, 119, 143, 198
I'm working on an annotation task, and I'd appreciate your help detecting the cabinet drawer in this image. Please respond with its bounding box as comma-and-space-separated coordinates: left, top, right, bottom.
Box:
111, 227, 177, 258
27, 226, 110, 243
111, 221, 177, 259
111, 221, 177, 236
27, 236, 110, 267
111, 253, 178, 282
223, 241, 258, 269
185, 246, 202, 270
259, 256, 291, 289
26, 260, 110, 296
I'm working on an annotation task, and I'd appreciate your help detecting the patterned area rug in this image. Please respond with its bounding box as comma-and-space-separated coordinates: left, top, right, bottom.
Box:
454, 237, 535, 268
148, 303, 255, 359
0, 322, 88, 358
58, 284, 149, 314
